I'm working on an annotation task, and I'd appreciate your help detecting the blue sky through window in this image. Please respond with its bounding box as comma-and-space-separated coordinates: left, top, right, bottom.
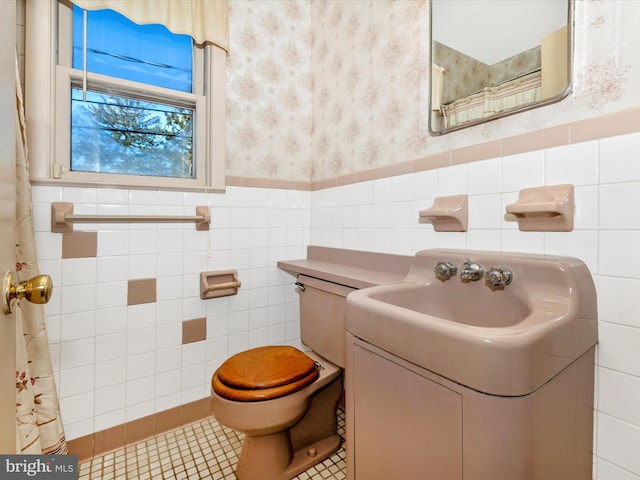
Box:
72, 6, 193, 93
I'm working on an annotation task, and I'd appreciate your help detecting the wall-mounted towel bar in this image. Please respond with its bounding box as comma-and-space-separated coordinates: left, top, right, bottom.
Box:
51, 202, 210, 232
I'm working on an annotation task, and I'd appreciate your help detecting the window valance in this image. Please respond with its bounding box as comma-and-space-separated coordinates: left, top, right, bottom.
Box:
70, 0, 229, 51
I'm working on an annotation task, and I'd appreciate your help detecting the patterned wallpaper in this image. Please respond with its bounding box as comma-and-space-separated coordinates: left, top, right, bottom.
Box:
225, 0, 313, 181
433, 41, 490, 104
225, 0, 640, 183
433, 42, 540, 105
490, 46, 540, 85
310, 0, 430, 181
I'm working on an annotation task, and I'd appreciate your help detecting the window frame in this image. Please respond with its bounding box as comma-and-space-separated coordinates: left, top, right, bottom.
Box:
25, 0, 226, 191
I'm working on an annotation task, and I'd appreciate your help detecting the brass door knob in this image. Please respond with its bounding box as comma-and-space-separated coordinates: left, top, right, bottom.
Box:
2, 272, 53, 314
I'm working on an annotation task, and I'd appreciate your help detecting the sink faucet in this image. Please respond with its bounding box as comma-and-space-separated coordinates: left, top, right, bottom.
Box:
460, 259, 484, 281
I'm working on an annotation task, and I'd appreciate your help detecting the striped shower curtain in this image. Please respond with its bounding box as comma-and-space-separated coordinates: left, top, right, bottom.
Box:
14, 53, 68, 454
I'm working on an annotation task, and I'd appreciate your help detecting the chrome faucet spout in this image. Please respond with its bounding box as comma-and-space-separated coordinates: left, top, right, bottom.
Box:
460, 259, 484, 281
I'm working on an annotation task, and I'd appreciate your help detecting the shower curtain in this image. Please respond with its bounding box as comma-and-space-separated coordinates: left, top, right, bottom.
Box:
14, 54, 68, 454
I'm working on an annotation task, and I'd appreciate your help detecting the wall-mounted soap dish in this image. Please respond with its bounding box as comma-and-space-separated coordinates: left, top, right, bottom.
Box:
419, 194, 468, 232
506, 184, 574, 232
200, 270, 241, 299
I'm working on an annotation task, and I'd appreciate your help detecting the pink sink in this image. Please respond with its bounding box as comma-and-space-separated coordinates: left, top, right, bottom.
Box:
346, 249, 598, 396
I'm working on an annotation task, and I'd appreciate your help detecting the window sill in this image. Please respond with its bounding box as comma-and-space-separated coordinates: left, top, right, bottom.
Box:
29, 174, 226, 193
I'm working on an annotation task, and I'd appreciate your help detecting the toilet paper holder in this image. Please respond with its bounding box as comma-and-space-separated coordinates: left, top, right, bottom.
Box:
200, 270, 241, 299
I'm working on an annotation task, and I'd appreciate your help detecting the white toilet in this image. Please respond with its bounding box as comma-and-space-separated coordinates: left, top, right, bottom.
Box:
210, 275, 353, 480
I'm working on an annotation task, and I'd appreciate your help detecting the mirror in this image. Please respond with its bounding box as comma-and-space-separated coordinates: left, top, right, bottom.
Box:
429, 0, 573, 135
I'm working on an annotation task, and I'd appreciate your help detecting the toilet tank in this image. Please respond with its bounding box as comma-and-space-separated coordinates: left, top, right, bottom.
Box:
297, 274, 355, 368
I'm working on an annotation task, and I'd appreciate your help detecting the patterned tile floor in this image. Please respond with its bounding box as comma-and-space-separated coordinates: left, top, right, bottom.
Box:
78, 409, 346, 480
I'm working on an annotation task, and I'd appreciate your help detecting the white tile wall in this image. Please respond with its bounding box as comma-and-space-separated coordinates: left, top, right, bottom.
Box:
308, 131, 640, 479
31, 131, 640, 479
33, 186, 310, 442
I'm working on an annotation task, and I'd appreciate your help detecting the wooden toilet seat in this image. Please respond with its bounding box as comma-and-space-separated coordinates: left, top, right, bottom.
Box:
212, 346, 320, 402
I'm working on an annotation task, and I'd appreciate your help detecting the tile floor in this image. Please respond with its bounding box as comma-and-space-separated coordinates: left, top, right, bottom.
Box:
78, 409, 346, 480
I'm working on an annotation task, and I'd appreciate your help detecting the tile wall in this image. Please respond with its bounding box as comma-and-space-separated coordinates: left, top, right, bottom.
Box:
32, 131, 640, 478
18, 0, 640, 476
31, 187, 311, 442
309, 131, 640, 480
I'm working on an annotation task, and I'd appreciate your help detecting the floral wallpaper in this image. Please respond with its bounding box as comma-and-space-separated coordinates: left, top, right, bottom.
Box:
310, 0, 430, 181
433, 41, 490, 104
433, 42, 540, 106
225, 0, 640, 183
490, 46, 540, 85
225, 0, 313, 181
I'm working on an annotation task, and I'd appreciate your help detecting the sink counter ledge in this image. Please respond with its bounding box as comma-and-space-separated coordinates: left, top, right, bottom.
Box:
277, 246, 413, 290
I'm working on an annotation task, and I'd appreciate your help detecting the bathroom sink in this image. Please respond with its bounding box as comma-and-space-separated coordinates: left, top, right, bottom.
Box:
368, 283, 531, 328
346, 249, 598, 396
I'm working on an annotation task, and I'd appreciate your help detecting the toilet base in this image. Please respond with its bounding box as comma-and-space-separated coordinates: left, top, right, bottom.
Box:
284, 434, 342, 479
237, 431, 342, 480
234, 374, 343, 480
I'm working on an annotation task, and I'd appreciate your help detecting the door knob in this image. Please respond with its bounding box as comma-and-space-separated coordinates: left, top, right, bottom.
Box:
2, 272, 53, 314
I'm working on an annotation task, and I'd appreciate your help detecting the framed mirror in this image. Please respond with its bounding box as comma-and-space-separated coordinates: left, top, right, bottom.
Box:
429, 0, 573, 135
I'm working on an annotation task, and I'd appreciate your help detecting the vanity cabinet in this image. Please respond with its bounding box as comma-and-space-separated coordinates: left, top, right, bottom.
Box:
346, 333, 594, 480
351, 343, 462, 479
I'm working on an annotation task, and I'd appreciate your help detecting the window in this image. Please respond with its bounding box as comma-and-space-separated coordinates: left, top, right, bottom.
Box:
70, 87, 195, 178
25, 1, 226, 190
70, 7, 195, 179
71, 7, 193, 92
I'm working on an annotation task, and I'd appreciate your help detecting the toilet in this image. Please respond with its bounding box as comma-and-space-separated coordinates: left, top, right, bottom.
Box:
210, 275, 354, 480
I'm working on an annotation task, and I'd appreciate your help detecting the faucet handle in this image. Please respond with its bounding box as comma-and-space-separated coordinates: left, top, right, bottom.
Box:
434, 261, 457, 280
485, 266, 513, 287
